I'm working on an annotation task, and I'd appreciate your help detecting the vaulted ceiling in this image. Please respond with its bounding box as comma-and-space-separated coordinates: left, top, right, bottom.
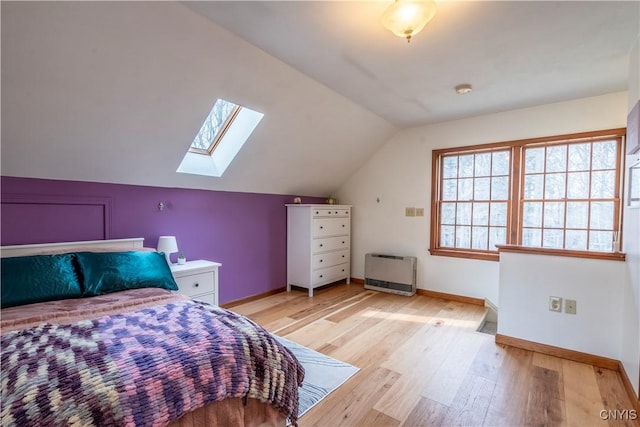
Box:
1, 1, 638, 196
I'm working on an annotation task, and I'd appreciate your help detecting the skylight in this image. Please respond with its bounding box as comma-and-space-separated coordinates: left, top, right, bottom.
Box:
177, 99, 263, 177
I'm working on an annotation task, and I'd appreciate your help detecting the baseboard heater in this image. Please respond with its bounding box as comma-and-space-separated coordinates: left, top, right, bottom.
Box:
364, 253, 417, 296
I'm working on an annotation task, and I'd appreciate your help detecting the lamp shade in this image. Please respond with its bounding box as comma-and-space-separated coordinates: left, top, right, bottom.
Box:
382, 0, 437, 42
157, 236, 179, 264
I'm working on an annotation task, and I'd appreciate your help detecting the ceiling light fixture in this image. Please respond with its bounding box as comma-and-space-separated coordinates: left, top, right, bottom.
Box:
381, 0, 437, 43
455, 84, 473, 95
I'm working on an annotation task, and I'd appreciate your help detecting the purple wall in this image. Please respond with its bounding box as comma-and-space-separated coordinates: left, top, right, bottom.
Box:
1, 176, 324, 304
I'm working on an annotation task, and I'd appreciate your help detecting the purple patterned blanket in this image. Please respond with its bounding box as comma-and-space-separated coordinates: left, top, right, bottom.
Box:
1, 300, 304, 426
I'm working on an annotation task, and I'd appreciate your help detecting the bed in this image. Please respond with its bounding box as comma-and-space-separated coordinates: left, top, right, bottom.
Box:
0, 238, 304, 427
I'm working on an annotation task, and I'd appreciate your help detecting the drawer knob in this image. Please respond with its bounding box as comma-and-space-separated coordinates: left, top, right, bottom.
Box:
342, 255, 345, 258
315, 211, 319, 214
320, 259, 323, 263
319, 244, 323, 247
320, 226, 324, 229
334, 211, 338, 214
342, 224, 345, 227
342, 241, 345, 244
194, 283, 200, 288
320, 274, 323, 278
328, 211, 332, 214
342, 269, 345, 272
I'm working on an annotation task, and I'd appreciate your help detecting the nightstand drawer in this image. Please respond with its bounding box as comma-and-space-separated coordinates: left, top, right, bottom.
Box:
175, 272, 214, 297
192, 293, 216, 306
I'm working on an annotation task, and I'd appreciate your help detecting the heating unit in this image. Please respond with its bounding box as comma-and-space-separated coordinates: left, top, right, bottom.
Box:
364, 253, 417, 296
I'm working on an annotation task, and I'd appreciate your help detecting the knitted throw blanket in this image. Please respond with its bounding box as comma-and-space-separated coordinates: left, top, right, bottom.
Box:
1, 300, 304, 426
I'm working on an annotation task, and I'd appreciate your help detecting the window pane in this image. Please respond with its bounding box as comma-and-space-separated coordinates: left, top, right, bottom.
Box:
441, 225, 455, 247
525, 147, 544, 174
459, 155, 474, 178
456, 203, 472, 225
442, 179, 457, 200
492, 151, 510, 175
591, 170, 615, 198
491, 176, 509, 200
568, 143, 590, 171
489, 227, 506, 249
524, 174, 543, 199
191, 99, 239, 151
490, 202, 507, 226
523, 202, 542, 227
474, 177, 491, 200
543, 202, 565, 228
566, 202, 588, 229
455, 226, 471, 248
441, 203, 456, 224
472, 202, 489, 225
544, 173, 566, 199
546, 145, 567, 173
543, 228, 564, 249
566, 230, 587, 250
472, 226, 488, 250
443, 156, 458, 179
590, 201, 614, 229
458, 178, 473, 200
475, 153, 491, 177
592, 140, 617, 170
522, 228, 541, 247
589, 230, 613, 251
567, 172, 590, 199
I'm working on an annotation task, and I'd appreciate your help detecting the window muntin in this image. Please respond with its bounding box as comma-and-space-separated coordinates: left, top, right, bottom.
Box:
430, 129, 625, 261
521, 139, 620, 251
439, 150, 511, 251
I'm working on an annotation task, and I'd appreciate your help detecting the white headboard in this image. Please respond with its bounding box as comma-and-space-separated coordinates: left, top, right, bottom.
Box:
0, 238, 145, 258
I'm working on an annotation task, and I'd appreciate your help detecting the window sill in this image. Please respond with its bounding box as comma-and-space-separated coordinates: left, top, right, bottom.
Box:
495, 244, 626, 261
429, 248, 499, 262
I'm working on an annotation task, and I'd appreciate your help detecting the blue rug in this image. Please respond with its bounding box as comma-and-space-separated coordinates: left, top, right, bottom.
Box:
275, 335, 360, 420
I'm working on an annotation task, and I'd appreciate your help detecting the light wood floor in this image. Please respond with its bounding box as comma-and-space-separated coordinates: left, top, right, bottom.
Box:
230, 283, 638, 427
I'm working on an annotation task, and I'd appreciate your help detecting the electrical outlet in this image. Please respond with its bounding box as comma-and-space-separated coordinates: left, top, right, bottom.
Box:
405, 207, 416, 217
565, 299, 577, 315
415, 208, 425, 216
549, 296, 562, 312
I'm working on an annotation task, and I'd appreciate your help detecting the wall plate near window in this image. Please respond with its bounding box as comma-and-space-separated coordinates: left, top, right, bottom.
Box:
628, 159, 640, 208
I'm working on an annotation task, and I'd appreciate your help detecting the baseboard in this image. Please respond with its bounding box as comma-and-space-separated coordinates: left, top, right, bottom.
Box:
618, 361, 640, 412
350, 277, 365, 285
220, 287, 286, 309
495, 334, 619, 370
417, 289, 485, 306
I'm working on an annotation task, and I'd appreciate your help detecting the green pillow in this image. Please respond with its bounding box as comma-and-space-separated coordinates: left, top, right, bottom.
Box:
76, 251, 178, 296
1, 254, 82, 308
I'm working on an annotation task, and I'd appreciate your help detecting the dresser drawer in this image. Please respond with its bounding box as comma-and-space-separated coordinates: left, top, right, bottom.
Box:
313, 217, 349, 238
312, 263, 349, 286
313, 208, 350, 218
312, 249, 349, 269
313, 236, 349, 253
175, 272, 214, 298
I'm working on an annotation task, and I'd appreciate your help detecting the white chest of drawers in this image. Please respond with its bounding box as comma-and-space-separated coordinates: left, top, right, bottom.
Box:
170, 260, 221, 306
286, 204, 351, 297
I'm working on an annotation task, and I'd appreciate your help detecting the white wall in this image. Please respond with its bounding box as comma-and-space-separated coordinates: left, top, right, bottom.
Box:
498, 252, 624, 359
1, 2, 395, 196
621, 35, 640, 396
337, 91, 628, 307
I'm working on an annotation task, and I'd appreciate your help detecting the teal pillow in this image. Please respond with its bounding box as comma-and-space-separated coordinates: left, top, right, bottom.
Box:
1, 254, 82, 308
76, 251, 178, 296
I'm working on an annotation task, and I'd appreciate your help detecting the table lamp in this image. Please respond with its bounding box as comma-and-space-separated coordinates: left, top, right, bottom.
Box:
157, 236, 179, 265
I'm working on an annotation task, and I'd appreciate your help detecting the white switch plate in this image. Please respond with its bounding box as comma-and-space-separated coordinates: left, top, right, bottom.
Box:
565, 299, 577, 314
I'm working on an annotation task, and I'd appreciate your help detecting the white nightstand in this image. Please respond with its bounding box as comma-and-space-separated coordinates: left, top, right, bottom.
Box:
170, 260, 221, 306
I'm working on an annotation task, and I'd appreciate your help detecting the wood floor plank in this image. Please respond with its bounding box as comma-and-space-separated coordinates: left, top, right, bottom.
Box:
401, 397, 449, 427
525, 365, 566, 426
469, 335, 507, 382
440, 373, 495, 427
562, 359, 608, 426
358, 409, 401, 427
594, 366, 638, 427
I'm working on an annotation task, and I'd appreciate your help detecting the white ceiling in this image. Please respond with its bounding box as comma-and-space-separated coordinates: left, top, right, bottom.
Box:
186, 1, 640, 127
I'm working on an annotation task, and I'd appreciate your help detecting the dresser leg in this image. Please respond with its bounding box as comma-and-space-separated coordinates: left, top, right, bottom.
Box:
309, 288, 313, 297
347, 277, 351, 284
287, 284, 291, 292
